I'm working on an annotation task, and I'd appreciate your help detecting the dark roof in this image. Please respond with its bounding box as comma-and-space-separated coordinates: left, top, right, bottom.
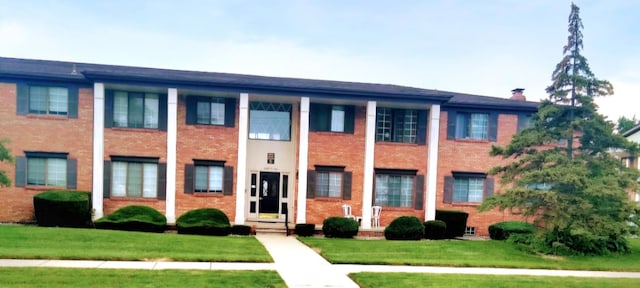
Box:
623, 124, 640, 137
0, 56, 538, 111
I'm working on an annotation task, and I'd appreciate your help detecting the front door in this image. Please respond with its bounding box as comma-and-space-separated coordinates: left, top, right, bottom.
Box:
259, 172, 280, 217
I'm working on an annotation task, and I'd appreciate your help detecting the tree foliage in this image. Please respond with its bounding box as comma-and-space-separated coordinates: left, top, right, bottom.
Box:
0, 139, 12, 187
616, 115, 639, 135
480, 3, 640, 256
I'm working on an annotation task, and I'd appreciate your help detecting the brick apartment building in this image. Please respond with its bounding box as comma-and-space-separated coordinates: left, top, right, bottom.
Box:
0, 57, 538, 235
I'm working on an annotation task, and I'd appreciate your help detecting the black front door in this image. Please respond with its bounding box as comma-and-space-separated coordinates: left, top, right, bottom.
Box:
259, 172, 280, 214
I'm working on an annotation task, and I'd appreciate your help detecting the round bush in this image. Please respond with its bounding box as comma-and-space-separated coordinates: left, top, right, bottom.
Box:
322, 217, 359, 238
94, 205, 167, 233
176, 208, 231, 236
384, 216, 424, 240
295, 223, 316, 237
488, 221, 535, 240
424, 220, 447, 240
33, 190, 92, 228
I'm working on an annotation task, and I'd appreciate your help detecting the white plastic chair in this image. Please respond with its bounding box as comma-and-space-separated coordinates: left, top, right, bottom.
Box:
371, 206, 382, 228
342, 204, 362, 224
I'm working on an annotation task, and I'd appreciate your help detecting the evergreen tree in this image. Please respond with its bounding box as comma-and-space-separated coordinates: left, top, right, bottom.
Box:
479, 3, 640, 255
616, 115, 639, 134
0, 139, 12, 187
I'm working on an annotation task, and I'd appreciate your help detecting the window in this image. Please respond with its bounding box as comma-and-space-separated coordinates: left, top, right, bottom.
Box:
111, 162, 158, 198
375, 174, 414, 207
249, 102, 291, 140
17, 83, 78, 118
186, 96, 236, 127
447, 111, 497, 141
306, 166, 352, 200
376, 108, 419, 143
444, 173, 494, 204
184, 161, 234, 195
465, 226, 476, 236
113, 91, 159, 128
309, 103, 354, 133
526, 183, 553, 190
195, 165, 223, 193
517, 113, 533, 132
316, 171, 343, 198
196, 98, 225, 125
15, 152, 77, 189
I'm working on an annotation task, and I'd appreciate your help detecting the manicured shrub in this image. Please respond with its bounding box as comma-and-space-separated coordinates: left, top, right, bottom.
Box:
94, 205, 167, 233
295, 224, 316, 237
435, 210, 469, 239
33, 190, 92, 228
176, 208, 231, 236
232, 224, 252, 236
384, 216, 424, 240
322, 217, 359, 238
424, 220, 447, 240
488, 221, 535, 240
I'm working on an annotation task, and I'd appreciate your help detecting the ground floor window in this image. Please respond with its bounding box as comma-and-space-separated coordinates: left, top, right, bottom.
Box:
374, 170, 416, 207
112, 162, 158, 198
27, 157, 67, 186
195, 165, 223, 193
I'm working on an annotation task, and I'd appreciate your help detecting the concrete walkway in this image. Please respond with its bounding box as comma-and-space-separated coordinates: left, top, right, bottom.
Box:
2, 233, 640, 288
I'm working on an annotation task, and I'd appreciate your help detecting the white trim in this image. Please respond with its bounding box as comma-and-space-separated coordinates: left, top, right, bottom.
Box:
296, 97, 310, 224
361, 101, 376, 228
426, 104, 441, 220
165, 88, 178, 224
234, 93, 249, 224
92, 83, 105, 220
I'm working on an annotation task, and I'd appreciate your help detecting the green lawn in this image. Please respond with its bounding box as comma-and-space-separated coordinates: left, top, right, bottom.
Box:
0, 268, 285, 288
0, 225, 272, 262
299, 237, 640, 271
350, 273, 640, 288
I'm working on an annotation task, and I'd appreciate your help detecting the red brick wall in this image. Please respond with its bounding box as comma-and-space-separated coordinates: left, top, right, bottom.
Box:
0, 83, 93, 222
436, 111, 529, 235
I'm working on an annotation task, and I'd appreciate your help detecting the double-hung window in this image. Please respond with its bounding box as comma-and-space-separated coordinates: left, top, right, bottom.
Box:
249, 102, 292, 141
375, 174, 414, 207
195, 165, 224, 193
17, 83, 78, 118
309, 104, 355, 133
186, 95, 236, 127
111, 161, 158, 198
15, 152, 77, 189
196, 98, 225, 125
184, 160, 234, 195
444, 172, 494, 204
307, 166, 352, 200
113, 91, 159, 128
455, 113, 488, 140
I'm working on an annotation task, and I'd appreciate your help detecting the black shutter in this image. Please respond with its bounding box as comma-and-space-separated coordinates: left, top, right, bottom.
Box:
17, 83, 29, 115
158, 94, 168, 131
416, 109, 428, 145
344, 105, 355, 134
104, 91, 114, 128
488, 112, 498, 142
103, 160, 111, 198
310, 103, 329, 132
66, 158, 77, 189
342, 171, 352, 200
186, 96, 197, 125
443, 176, 454, 203
415, 175, 424, 210
224, 98, 236, 127
157, 163, 167, 200
485, 178, 494, 199
15, 156, 26, 187
223, 166, 234, 195
184, 164, 194, 194
307, 170, 316, 198
447, 111, 456, 139
68, 86, 79, 119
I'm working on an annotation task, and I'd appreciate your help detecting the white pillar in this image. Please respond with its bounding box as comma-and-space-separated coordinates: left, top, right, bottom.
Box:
425, 104, 441, 220
165, 88, 178, 224
92, 83, 105, 220
296, 97, 310, 224
234, 93, 249, 224
361, 101, 376, 229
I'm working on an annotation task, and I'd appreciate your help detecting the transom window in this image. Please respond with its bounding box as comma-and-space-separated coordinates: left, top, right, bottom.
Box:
375, 174, 414, 207
113, 91, 159, 129
453, 177, 484, 203
195, 165, 223, 193
27, 157, 67, 187
316, 171, 343, 198
249, 102, 291, 141
376, 108, 418, 143
112, 161, 158, 198
455, 113, 488, 140
197, 98, 225, 125
29, 86, 69, 115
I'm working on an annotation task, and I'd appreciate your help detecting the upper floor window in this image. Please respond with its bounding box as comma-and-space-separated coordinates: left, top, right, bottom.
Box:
376, 108, 427, 144
186, 96, 236, 127
113, 91, 158, 128
309, 104, 355, 133
16, 83, 78, 118
447, 110, 497, 141
249, 102, 291, 141
14, 152, 77, 189
444, 172, 494, 204
373, 169, 425, 209
197, 98, 225, 125
517, 113, 533, 132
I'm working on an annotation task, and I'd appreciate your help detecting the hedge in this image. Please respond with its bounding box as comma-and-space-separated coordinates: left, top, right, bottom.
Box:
424, 220, 447, 240
176, 208, 231, 236
435, 210, 468, 239
94, 205, 167, 233
488, 221, 535, 240
33, 190, 92, 228
322, 217, 359, 238
384, 216, 424, 240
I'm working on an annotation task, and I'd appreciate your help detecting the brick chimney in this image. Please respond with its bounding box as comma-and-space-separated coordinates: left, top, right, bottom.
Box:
510, 88, 526, 101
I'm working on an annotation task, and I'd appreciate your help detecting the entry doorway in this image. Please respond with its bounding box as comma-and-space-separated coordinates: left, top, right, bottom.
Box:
259, 172, 280, 217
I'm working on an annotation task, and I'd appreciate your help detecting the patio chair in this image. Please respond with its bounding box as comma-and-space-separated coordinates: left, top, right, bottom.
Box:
342, 204, 362, 224
371, 205, 382, 228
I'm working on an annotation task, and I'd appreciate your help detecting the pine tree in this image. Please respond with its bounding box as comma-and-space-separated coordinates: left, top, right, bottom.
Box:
479, 3, 640, 255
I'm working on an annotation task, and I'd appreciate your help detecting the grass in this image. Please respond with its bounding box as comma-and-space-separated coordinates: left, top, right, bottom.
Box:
0, 268, 285, 288
299, 237, 640, 271
350, 273, 640, 288
0, 225, 272, 262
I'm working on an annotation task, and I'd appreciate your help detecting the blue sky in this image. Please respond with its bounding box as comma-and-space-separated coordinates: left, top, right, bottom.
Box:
1, 0, 638, 121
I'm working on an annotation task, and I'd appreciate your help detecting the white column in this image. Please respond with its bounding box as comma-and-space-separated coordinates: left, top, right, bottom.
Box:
92, 83, 105, 220
296, 97, 310, 224
425, 104, 441, 220
165, 88, 178, 224
361, 101, 376, 229
234, 93, 249, 224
